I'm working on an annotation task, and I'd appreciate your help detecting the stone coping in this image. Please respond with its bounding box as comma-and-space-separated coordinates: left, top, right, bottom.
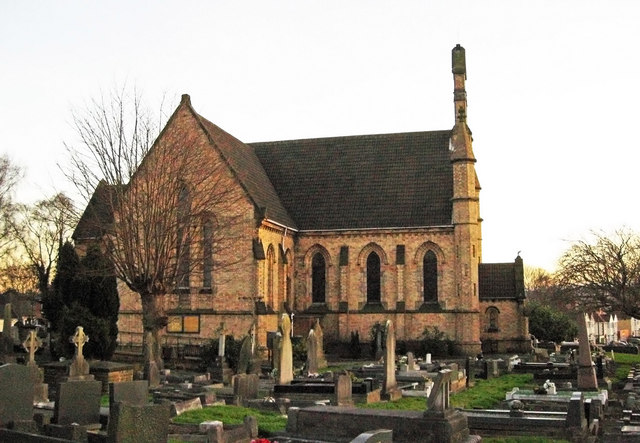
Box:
506, 387, 608, 404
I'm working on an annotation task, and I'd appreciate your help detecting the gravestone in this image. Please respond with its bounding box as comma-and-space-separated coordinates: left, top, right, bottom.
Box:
406, 352, 416, 371
306, 329, 318, 375
237, 335, 253, 375
217, 322, 226, 358
0, 304, 15, 359
209, 323, 232, 384
426, 369, 452, 414
381, 320, 401, 401
22, 329, 48, 402
53, 380, 102, 425
232, 373, 259, 406
272, 331, 282, 375
0, 363, 34, 427
107, 401, 171, 443
314, 318, 327, 369
143, 331, 160, 388
68, 326, 94, 381
374, 327, 384, 361
278, 314, 293, 385
109, 380, 149, 406
566, 391, 587, 435
576, 314, 598, 390
334, 373, 354, 406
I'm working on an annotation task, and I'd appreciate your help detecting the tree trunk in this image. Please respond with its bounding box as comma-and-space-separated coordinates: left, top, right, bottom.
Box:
140, 291, 166, 369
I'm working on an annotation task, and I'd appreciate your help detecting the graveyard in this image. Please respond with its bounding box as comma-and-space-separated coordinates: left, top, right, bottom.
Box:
1, 305, 640, 442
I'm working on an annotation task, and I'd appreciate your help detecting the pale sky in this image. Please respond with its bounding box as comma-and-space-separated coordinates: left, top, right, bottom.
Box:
1, 1, 639, 272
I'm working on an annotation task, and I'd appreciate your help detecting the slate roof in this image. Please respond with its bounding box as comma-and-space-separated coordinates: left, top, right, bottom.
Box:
250, 130, 454, 230
479, 262, 525, 301
72, 181, 116, 241
192, 111, 297, 229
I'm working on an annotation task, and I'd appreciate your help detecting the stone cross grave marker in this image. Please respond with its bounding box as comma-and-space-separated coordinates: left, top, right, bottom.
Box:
22, 329, 47, 402
278, 313, 293, 385
69, 325, 91, 378
23, 329, 42, 366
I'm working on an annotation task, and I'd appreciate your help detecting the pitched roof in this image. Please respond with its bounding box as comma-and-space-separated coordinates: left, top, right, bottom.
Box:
72, 181, 116, 241
479, 262, 525, 301
250, 130, 454, 230
191, 110, 297, 229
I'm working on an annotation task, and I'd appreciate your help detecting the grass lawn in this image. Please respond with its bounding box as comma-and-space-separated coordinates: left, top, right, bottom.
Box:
173, 404, 287, 435
610, 352, 640, 384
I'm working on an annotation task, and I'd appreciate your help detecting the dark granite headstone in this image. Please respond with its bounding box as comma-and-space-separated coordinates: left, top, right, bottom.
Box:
0, 363, 34, 427
107, 401, 171, 443
53, 380, 102, 425
109, 380, 149, 406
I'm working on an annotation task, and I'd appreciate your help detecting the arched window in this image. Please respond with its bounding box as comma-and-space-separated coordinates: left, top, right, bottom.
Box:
311, 252, 326, 303
366, 251, 381, 303
423, 250, 438, 302
486, 307, 500, 332
176, 184, 190, 289
202, 217, 213, 289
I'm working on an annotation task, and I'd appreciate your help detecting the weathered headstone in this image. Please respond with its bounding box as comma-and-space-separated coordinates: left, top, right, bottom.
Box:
68, 326, 93, 381
237, 335, 253, 375
53, 380, 102, 425
109, 380, 149, 406
577, 314, 598, 390
306, 329, 319, 375
375, 327, 384, 361
426, 369, 452, 414
566, 391, 587, 432
272, 331, 282, 375
382, 320, 401, 401
107, 401, 171, 443
0, 304, 15, 359
232, 373, 259, 406
278, 313, 293, 385
407, 352, 416, 371
217, 322, 226, 357
0, 363, 34, 427
334, 373, 354, 407
314, 318, 327, 369
143, 331, 160, 388
22, 329, 48, 402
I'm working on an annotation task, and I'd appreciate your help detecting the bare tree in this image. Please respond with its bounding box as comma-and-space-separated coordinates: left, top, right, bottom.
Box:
556, 228, 640, 318
0, 257, 40, 295
0, 154, 22, 254
7, 193, 77, 298
64, 89, 244, 373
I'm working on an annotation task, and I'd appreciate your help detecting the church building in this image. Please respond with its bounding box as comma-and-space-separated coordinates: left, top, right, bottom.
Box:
74, 45, 530, 356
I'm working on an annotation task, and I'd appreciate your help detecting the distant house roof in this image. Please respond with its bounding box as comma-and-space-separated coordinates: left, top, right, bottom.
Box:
251, 130, 454, 230
479, 260, 525, 301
